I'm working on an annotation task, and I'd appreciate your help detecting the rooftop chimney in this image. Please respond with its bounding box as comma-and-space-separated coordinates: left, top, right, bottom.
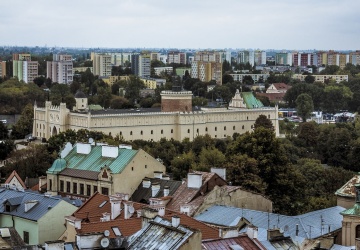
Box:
76, 143, 91, 154
211, 168, 226, 181
154, 171, 163, 179
102, 145, 119, 158
247, 225, 258, 239
109, 196, 121, 220
172, 216, 180, 228
162, 175, 170, 180
187, 173, 202, 189
151, 182, 160, 197
101, 212, 110, 222
124, 201, 135, 220
163, 186, 170, 197
142, 178, 151, 188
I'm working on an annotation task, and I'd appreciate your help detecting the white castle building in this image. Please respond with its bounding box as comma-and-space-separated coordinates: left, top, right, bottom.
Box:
33, 89, 279, 141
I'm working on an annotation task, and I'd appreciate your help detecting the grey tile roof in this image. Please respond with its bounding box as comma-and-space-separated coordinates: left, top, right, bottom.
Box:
195, 205, 345, 240
127, 216, 195, 249
0, 188, 63, 221
59, 168, 99, 180
130, 178, 182, 203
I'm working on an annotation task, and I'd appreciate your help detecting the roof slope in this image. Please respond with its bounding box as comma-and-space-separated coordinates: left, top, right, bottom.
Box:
52, 145, 138, 174
4, 170, 26, 189
241, 92, 264, 109
202, 235, 262, 250
335, 173, 360, 198
127, 216, 195, 250
195, 205, 345, 240
131, 178, 182, 203
0, 188, 64, 221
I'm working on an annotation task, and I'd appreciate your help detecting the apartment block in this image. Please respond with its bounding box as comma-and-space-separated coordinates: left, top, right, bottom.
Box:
350, 51, 360, 65
131, 52, 151, 78
275, 52, 293, 65
254, 50, 266, 65
195, 51, 226, 63
230, 73, 270, 83
13, 54, 38, 83
292, 52, 314, 67
92, 53, 112, 77
191, 61, 222, 84
0, 61, 6, 77
154, 67, 173, 76
167, 51, 187, 64
293, 74, 348, 83
47, 54, 73, 84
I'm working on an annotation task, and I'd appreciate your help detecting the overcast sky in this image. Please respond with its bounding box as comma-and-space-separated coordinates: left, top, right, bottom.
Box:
1, 0, 359, 50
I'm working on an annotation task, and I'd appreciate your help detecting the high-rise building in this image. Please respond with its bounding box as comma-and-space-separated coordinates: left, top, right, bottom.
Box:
167, 51, 187, 64
191, 51, 224, 85
292, 52, 313, 67
131, 52, 151, 78
92, 53, 112, 77
13, 53, 38, 83
47, 54, 73, 84
350, 51, 360, 65
254, 50, 266, 65
275, 52, 293, 65
0, 61, 6, 78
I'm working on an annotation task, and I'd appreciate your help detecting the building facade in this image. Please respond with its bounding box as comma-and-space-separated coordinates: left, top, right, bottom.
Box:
33, 90, 279, 142
0, 61, 6, 77
13, 54, 38, 83
167, 51, 187, 64
131, 52, 151, 78
47, 54, 73, 84
292, 74, 348, 83
92, 53, 112, 77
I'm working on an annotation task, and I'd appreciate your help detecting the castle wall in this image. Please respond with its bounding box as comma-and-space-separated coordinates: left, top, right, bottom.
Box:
33, 103, 278, 141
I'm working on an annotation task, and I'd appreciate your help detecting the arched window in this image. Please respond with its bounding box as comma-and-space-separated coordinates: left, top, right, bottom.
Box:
356, 225, 360, 239
205, 127, 208, 132
188, 129, 190, 133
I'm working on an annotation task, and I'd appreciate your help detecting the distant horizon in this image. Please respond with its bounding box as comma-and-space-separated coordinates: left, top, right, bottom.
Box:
1, 0, 359, 50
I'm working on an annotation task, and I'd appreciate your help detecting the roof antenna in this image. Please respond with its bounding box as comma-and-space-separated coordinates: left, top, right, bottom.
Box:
267, 210, 270, 230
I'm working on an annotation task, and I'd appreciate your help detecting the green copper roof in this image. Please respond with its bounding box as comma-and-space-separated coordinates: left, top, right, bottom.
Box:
341, 203, 360, 216
241, 92, 264, 109
53, 145, 138, 174
47, 158, 67, 174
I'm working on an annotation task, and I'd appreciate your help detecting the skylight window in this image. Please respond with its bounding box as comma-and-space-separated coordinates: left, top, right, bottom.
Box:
99, 201, 107, 208
112, 227, 121, 236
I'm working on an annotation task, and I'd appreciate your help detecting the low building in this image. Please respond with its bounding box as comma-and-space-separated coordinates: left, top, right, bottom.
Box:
153, 67, 173, 76
292, 74, 349, 83
4, 170, 26, 190
0, 187, 77, 245
46, 142, 166, 199
230, 73, 270, 83
127, 216, 202, 250
266, 83, 291, 94
140, 77, 166, 89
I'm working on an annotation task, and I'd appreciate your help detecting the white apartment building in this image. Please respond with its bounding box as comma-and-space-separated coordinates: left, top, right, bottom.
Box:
47, 54, 73, 84
292, 74, 349, 83
22, 61, 38, 83
154, 67, 173, 76
93, 53, 112, 77
230, 73, 270, 83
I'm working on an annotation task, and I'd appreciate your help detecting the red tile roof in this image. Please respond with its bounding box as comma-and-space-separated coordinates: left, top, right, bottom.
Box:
5, 170, 26, 189
166, 171, 227, 215
202, 235, 263, 250
273, 83, 291, 90
256, 92, 286, 102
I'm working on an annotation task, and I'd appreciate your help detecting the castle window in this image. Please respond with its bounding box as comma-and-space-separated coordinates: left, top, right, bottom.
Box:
171, 129, 173, 133
130, 131, 132, 135
120, 131, 122, 136
60, 180, 64, 192
215, 127, 217, 131
87, 185, 91, 196
224, 126, 226, 131
145, 165, 147, 169
247, 116, 249, 120
132, 167, 134, 171
161, 130, 163, 134
151, 130, 153, 134
205, 127, 208, 132
73, 183, 77, 194
80, 184, 84, 195
268, 115, 270, 118
141, 131, 143, 135
197, 128, 199, 133
101, 187, 109, 195
242, 125, 245, 129
233, 126, 235, 130
66, 182, 70, 193
188, 129, 190, 133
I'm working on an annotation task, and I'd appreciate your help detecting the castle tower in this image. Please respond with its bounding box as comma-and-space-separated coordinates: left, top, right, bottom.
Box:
74, 90, 88, 111
160, 90, 193, 112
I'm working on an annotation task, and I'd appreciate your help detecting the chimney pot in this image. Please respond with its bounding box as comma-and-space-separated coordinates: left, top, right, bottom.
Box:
172, 216, 180, 228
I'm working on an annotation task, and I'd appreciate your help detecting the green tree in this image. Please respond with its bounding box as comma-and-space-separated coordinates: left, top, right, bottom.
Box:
194, 148, 226, 172
125, 75, 145, 104
323, 84, 352, 113
170, 151, 196, 180
304, 75, 315, 83
0, 122, 8, 139
284, 83, 324, 110
254, 114, 274, 130
0, 140, 15, 160
295, 93, 314, 122
11, 104, 34, 139
110, 96, 131, 109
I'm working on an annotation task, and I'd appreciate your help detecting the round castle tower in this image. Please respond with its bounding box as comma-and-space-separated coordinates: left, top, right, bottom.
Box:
74, 90, 88, 111
160, 90, 193, 112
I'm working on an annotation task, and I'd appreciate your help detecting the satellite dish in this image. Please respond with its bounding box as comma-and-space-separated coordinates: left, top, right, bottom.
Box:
100, 237, 109, 248
89, 138, 94, 144
104, 230, 110, 237
128, 206, 135, 214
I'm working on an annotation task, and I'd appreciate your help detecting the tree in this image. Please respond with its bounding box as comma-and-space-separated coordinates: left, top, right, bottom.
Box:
295, 93, 314, 122
0, 140, 15, 160
222, 74, 234, 84
194, 148, 226, 172
254, 114, 274, 130
110, 97, 131, 109
0, 122, 8, 139
322, 84, 352, 113
170, 151, 196, 180
304, 75, 315, 83
11, 104, 34, 139
124, 76, 145, 104
283, 83, 324, 109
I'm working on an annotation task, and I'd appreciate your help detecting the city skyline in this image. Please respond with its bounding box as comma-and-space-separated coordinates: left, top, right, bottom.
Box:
1, 0, 360, 50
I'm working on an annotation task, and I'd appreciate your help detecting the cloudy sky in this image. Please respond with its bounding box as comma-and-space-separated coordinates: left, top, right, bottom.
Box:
1, 0, 359, 50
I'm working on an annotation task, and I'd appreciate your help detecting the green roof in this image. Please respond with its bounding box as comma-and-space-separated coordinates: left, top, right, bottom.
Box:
341, 203, 360, 216
88, 104, 103, 111
49, 145, 138, 174
47, 158, 67, 174
241, 92, 264, 109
